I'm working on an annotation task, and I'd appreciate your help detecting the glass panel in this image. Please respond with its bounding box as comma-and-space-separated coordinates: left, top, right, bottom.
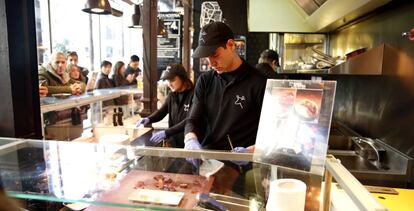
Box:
0, 138, 273, 210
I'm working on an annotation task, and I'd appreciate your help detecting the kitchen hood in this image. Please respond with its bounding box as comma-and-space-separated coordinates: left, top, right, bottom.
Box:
248, 0, 391, 32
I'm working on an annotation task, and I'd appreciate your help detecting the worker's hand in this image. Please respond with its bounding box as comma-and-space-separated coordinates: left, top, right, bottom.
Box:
185, 138, 202, 167
149, 130, 166, 144
184, 138, 202, 150
231, 147, 250, 166
39, 86, 48, 97
233, 147, 249, 153
135, 118, 150, 127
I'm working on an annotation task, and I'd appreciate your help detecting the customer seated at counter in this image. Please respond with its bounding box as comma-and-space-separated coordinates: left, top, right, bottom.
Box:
95, 60, 114, 90
68, 63, 89, 126
38, 52, 83, 96
136, 64, 194, 148
68, 63, 87, 84
111, 61, 134, 125
124, 55, 142, 85
67, 51, 89, 83
111, 61, 135, 87
184, 22, 266, 153
95, 60, 116, 111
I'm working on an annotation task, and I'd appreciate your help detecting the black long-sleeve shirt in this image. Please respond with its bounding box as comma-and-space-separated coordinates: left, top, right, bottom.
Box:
185, 60, 267, 150
148, 88, 194, 148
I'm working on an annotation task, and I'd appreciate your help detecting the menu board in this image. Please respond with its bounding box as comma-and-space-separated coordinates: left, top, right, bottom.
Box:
254, 80, 336, 175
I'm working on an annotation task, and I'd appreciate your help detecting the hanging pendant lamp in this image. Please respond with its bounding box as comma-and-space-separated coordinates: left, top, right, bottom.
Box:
82, 0, 112, 15
129, 4, 142, 28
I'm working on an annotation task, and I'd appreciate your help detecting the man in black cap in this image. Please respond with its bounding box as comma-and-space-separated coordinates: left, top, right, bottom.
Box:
184, 22, 267, 153
256, 49, 281, 78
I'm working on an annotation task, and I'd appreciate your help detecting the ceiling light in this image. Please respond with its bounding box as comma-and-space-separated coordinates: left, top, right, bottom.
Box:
82, 0, 112, 15
129, 4, 142, 28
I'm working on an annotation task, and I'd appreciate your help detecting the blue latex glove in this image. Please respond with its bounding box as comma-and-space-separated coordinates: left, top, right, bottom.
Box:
149, 130, 166, 144
231, 147, 249, 166
233, 147, 249, 153
135, 117, 150, 128
184, 138, 202, 150
185, 138, 202, 167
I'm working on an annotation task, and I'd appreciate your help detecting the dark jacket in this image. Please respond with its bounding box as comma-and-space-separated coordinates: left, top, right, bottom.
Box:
148, 88, 194, 148
95, 72, 114, 106
185, 60, 266, 150
95, 72, 114, 89
255, 63, 281, 79
125, 65, 142, 84
111, 74, 130, 105
39, 64, 85, 96
79, 66, 89, 83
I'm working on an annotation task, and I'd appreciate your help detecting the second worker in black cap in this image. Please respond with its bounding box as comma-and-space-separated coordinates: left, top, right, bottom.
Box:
136, 64, 194, 148
184, 22, 267, 156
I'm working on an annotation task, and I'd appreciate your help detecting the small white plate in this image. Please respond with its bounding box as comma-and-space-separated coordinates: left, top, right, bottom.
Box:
128, 189, 185, 206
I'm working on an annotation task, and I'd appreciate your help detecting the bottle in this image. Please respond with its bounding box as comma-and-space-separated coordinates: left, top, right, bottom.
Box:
112, 108, 118, 126
137, 72, 143, 90
117, 107, 124, 126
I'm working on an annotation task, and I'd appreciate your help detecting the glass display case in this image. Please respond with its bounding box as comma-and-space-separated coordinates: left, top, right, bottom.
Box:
0, 138, 386, 211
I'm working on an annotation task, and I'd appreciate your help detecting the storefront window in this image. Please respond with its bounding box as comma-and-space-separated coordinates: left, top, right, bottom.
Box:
34, 0, 143, 72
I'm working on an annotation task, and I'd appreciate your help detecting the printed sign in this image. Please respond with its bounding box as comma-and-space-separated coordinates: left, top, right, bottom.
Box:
254, 80, 336, 175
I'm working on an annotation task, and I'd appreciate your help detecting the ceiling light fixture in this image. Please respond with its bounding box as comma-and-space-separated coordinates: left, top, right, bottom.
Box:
129, 4, 142, 28
82, 0, 112, 15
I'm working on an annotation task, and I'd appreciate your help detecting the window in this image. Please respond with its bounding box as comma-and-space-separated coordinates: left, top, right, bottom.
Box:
34, 0, 143, 72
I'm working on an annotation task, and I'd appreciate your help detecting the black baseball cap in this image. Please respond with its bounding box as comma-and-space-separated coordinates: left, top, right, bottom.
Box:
192, 22, 234, 58
160, 64, 188, 80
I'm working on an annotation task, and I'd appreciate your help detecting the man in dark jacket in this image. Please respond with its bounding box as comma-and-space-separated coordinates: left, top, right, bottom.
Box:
38, 52, 83, 96
95, 60, 113, 89
124, 55, 142, 84
255, 49, 281, 79
95, 60, 114, 107
184, 22, 267, 152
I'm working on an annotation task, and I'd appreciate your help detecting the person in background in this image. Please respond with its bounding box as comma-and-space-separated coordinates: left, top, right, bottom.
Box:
124, 55, 142, 84
111, 61, 134, 126
111, 61, 135, 87
67, 51, 89, 83
67, 63, 87, 84
255, 49, 281, 78
95, 60, 115, 115
136, 64, 194, 148
95, 60, 113, 89
38, 52, 83, 96
68, 63, 88, 126
184, 21, 266, 153
39, 52, 84, 140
